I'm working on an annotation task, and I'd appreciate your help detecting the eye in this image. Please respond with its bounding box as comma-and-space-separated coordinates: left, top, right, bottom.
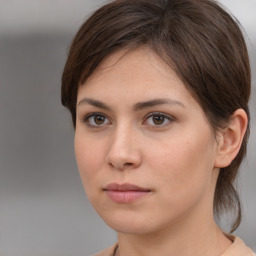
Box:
143, 112, 174, 127
82, 113, 111, 128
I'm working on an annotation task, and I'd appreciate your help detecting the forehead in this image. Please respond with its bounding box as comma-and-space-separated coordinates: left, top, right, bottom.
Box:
79, 47, 186, 95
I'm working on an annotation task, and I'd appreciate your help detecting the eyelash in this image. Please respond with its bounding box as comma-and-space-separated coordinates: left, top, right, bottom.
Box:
82, 112, 111, 128
81, 112, 175, 128
143, 112, 175, 128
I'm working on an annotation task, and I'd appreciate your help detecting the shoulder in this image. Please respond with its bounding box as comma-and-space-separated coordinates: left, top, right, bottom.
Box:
222, 234, 255, 256
89, 244, 118, 256
88, 237, 256, 256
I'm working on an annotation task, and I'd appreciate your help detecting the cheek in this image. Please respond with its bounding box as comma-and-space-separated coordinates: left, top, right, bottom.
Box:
74, 133, 103, 187
148, 132, 216, 200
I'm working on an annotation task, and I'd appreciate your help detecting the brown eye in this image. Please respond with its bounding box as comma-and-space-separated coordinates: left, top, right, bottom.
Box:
94, 115, 106, 125
83, 113, 111, 127
152, 115, 165, 125
143, 112, 174, 127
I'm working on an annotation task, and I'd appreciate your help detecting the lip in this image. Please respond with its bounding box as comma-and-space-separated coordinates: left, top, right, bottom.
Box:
103, 183, 151, 203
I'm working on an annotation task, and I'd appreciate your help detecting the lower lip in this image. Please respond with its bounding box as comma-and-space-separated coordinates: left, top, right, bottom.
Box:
104, 190, 150, 203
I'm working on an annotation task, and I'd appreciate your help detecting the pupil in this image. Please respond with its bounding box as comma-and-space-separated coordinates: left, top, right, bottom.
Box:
95, 115, 105, 125
153, 116, 164, 125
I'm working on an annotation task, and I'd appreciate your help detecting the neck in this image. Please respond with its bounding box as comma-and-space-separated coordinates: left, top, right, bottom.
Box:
116, 209, 232, 256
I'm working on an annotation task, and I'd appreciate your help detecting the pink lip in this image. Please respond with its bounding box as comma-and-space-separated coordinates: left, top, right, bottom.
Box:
103, 183, 151, 203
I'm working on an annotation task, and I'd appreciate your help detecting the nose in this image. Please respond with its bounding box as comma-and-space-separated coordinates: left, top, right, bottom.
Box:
106, 126, 142, 170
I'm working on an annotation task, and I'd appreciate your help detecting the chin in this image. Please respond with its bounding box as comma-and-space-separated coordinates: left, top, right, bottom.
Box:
97, 210, 165, 235
107, 220, 152, 235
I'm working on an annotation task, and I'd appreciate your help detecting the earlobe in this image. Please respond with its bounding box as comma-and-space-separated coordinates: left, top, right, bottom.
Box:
214, 109, 248, 168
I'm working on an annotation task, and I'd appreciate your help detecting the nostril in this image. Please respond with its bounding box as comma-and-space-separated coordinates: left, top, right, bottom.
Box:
124, 163, 133, 166
108, 161, 133, 170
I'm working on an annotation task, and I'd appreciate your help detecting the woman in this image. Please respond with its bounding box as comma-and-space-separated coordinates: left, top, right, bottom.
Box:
61, 0, 255, 255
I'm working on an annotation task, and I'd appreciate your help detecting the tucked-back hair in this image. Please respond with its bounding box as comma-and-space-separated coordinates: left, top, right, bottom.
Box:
61, 0, 251, 232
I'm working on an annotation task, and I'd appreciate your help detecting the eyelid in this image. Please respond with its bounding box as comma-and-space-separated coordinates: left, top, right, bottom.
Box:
143, 112, 175, 126
81, 112, 112, 128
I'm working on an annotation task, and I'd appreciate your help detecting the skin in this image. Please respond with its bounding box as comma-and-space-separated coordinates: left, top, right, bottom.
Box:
75, 47, 247, 256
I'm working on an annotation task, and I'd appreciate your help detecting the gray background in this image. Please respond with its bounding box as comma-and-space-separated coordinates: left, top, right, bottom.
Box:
0, 0, 255, 255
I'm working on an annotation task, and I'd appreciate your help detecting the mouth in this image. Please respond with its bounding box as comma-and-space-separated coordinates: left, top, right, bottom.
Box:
103, 183, 152, 203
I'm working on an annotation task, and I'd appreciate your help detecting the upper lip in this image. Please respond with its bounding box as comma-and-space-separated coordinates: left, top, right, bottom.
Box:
104, 183, 151, 192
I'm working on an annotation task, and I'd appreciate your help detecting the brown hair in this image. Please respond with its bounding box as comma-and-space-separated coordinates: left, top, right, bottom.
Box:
61, 0, 251, 232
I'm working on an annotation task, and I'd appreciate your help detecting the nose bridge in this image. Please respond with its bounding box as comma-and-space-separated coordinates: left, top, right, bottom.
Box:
106, 122, 141, 170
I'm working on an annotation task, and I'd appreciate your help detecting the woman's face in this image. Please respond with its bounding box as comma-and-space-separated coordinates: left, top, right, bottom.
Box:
75, 47, 220, 235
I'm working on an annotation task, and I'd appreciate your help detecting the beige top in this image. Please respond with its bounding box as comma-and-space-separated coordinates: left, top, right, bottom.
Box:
91, 235, 255, 256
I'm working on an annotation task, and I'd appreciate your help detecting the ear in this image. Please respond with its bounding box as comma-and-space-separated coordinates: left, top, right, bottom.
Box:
214, 109, 248, 168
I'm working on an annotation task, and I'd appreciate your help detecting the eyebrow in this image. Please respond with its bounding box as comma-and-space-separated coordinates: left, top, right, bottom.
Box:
77, 97, 185, 111
133, 98, 185, 111
77, 98, 111, 110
